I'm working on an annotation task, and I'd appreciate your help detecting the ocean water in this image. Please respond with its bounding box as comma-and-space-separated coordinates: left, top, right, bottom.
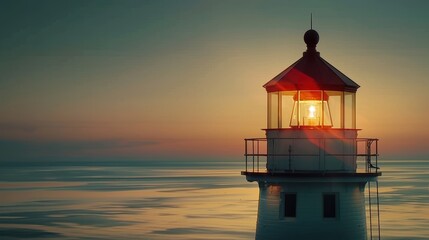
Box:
0, 159, 427, 240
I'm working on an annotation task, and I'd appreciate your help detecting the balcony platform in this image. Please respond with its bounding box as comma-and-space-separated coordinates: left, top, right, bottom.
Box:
242, 171, 381, 183
242, 171, 381, 177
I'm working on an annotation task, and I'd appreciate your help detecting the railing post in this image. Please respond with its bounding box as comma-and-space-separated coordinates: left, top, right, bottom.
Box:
252, 140, 255, 172
375, 139, 378, 173
366, 139, 371, 173
245, 139, 248, 172
257, 140, 260, 172
355, 139, 358, 172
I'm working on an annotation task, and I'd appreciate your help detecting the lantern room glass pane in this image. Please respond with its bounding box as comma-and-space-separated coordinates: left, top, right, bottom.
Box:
344, 92, 355, 129
325, 91, 342, 128
323, 100, 332, 127
281, 91, 296, 128
268, 92, 279, 128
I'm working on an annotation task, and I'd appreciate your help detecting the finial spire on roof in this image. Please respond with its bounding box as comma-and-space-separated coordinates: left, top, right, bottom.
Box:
304, 13, 318, 53
304, 28, 319, 53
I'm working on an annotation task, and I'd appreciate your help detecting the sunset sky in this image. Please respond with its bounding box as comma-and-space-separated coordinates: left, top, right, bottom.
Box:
1, 0, 428, 161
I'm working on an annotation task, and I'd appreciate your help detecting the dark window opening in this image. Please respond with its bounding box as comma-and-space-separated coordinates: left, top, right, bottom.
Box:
323, 194, 337, 218
284, 193, 297, 217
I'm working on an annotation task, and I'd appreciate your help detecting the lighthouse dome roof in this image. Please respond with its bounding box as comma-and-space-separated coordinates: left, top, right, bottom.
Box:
263, 29, 360, 92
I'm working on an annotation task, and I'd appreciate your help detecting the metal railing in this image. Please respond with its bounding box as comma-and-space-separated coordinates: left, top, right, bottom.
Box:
244, 137, 379, 173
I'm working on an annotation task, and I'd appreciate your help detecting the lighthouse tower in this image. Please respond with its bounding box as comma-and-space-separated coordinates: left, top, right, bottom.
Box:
243, 29, 381, 240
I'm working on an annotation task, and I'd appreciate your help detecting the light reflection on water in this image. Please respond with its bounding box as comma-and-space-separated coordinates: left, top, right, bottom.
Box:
0, 160, 428, 239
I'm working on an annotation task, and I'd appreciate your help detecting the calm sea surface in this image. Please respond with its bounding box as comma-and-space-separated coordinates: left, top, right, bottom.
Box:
0, 159, 428, 239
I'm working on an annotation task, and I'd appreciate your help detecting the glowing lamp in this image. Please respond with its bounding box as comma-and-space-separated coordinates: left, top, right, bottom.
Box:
291, 91, 332, 127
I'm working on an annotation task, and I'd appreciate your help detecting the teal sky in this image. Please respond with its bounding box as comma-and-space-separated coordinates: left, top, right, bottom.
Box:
1, 0, 429, 161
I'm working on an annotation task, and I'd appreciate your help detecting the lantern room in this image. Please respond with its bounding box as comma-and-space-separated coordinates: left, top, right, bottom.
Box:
266, 90, 356, 129
263, 29, 359, 129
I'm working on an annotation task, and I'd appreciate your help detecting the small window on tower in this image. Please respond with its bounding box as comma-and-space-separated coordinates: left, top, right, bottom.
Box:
284, 193, 297, 217
323, 193, 338, 218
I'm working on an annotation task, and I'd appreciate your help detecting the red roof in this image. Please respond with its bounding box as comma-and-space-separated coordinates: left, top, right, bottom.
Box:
263, 30, 360, 92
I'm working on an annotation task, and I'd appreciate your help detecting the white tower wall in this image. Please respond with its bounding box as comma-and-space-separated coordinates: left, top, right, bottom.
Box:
255, 181, 367, 240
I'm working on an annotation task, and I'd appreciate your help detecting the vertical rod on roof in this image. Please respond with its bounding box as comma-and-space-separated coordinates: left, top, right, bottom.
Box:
311, 13, 313, 29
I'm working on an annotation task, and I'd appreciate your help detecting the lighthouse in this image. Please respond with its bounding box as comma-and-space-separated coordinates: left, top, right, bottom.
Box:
243, 29, 381, 240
